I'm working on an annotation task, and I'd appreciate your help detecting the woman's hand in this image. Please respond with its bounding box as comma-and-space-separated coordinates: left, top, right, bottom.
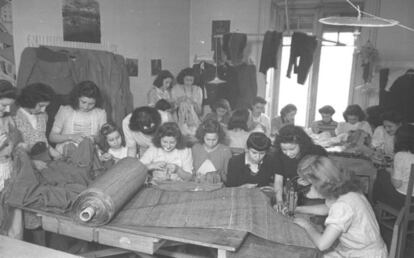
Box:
100, 152, 113, 162
70, 133, 85, 144
273, 201, 287, 214
198, 172, 221, 184
49, 147, 62, 160
148, 161, 167, 171
165, 163, 177, 175
33, 160, 48, 171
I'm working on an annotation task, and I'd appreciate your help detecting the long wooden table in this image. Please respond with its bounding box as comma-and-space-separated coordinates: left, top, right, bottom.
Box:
20, 207, 247, 258
18, 206, 320, 258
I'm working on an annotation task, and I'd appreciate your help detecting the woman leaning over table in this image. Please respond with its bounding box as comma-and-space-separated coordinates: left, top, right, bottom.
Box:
272, 125, 327, 212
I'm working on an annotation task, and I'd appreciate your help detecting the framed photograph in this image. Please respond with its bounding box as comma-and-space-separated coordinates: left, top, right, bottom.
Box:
151, 59, 162, 76
63, 0, 101, 43
126, 58, 138, 77
211, 20, 230, 50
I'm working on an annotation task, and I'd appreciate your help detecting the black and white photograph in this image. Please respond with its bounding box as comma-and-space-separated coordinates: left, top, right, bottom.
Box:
2, 1, 414, 257
62, 0, 101, 43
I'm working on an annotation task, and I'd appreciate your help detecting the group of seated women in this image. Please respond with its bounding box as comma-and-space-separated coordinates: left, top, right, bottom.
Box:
2, 72, 407, 256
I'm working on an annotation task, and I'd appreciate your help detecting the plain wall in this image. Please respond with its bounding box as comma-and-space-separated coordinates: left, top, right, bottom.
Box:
12, 0, 190, 108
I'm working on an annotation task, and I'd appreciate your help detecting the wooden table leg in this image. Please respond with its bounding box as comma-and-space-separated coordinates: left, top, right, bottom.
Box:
217, 249, 227, 258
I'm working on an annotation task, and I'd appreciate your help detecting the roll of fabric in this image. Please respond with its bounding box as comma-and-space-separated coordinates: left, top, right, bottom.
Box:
72, 158, 147, 226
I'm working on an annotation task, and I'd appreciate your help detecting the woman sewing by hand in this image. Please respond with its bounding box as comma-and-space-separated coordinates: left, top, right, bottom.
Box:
192, 119, 232, 184
49, 81, 107, 155
171, 67, 203, 116
140, 122, 193, 183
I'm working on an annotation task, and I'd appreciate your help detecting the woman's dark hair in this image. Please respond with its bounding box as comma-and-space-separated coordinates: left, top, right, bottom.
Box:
176, 67, 196, 84
280, 104, 297, 119
0, 80, 17, 100
195, 118, 226, 144
318, 105, 335, 115
212, 98, 231, 113
365, 105, 384, 128
227, 108, 249, 131
152, 122, 185, 149
155, 99, 172, 111
252, 96, 267, 106
17, 83, 55, 108
69, 81, 102, 109
246, 132, 271, 151
129, 106, 161, 135
394, 124, 414, 154
100, 123, 124, 151
381, 110, 404, 125
153, 70, 174, 88
275, 125, 315, 157
343, 104, 366, 122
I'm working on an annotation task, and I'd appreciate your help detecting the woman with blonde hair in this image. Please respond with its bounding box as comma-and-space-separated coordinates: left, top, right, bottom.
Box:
293, 155, 387, 257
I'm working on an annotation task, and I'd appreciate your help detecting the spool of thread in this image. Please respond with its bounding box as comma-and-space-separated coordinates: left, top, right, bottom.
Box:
79, 207, 95, 222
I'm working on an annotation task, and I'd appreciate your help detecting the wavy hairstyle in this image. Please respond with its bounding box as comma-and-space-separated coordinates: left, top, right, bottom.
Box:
129, 106, 161, 135
394, 124, 414, 154
153, 70, 174, 88
17, 83, 55, 108
100, 123, 125, 152
274, 125, 315, 157
343, 104, 366, 122
195, 118, 226, 144
297, 155, 362, 199
69, 81, 102, 109
0, 80, 17, 100
152, 122, 185, 149
227, 108, 249, 131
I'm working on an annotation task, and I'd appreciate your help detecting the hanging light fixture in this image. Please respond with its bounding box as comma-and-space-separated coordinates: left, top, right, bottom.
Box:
319, 0, 399, 28
208, 35, 226, 84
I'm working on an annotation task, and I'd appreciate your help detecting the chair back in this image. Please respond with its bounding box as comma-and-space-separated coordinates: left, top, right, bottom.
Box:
389, 164, 414, 258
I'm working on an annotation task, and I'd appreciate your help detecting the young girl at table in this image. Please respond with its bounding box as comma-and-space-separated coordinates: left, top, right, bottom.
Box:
140, 122, 193, 183
293, 155, 387, 258
99, 123, 128, 163
192, 119, 232, 183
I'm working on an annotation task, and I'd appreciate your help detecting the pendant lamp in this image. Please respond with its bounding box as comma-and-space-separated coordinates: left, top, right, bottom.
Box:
319, 0, 399, 28
208, 36, 226, 84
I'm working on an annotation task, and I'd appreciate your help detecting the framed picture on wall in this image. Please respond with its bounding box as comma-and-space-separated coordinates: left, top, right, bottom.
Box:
126, 58, 138, 77
211, 20, 230, 50
151, 59, 162, 76
62, 0, 101, 43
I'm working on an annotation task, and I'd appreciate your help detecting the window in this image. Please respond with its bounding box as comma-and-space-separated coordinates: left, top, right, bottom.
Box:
270, 2, 359, 127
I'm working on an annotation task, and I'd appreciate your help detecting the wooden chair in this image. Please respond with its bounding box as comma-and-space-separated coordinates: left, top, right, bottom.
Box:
377, 164, 414, 258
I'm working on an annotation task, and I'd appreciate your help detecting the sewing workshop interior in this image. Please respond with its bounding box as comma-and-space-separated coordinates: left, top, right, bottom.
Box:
0, 0, 413, 257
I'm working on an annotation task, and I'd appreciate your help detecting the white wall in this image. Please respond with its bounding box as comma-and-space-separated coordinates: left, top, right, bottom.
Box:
189, 0, 272, 98
12, 0, 191, 107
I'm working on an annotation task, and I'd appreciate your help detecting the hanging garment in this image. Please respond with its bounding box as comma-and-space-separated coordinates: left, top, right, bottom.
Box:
192, 62, 231, 108
286, 32, 317, 85
233, 63, 258, 109
383, 70, 414, 123
222, 33, 247, 66
17, 47, 133, 130
259, 30, 282, 75
378, 68, 389, 107
359, 41, 379, 83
